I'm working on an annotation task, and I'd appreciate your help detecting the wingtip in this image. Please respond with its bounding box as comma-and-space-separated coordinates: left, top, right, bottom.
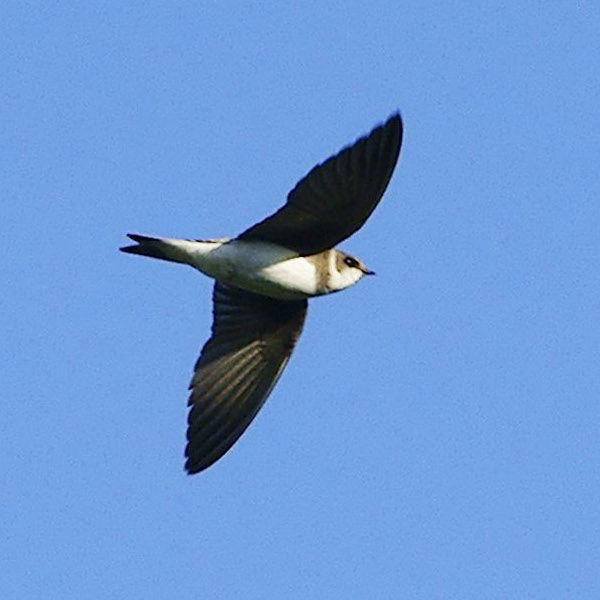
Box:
385, 111, 403, 135
184, 456, 213, 475
382, 111, 403, 159
185, 463, 199, 476
368, 111, 403, 150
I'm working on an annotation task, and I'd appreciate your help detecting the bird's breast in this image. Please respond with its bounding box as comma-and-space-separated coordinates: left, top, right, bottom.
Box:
254, 256, 320, 299
196, 240, 319, 300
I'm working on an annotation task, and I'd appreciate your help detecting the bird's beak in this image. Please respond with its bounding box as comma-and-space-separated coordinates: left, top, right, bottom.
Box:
363, 268, 376, 276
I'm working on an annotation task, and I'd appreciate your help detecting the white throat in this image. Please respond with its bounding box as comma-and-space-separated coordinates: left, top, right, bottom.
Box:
325, 251, 364, 293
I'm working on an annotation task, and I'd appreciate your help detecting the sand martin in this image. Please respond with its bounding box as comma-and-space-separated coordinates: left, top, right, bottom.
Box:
121, 113, 403, 474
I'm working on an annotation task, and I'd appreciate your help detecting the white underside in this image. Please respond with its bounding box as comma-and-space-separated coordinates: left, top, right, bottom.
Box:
162, 238, 321, 300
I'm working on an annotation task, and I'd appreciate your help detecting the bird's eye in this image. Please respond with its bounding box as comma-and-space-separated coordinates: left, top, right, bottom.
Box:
344, 256, 359, 268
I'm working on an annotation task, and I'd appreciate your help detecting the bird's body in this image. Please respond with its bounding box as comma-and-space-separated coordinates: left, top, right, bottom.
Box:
121, 113, 403, 473
128, 236, 363, 300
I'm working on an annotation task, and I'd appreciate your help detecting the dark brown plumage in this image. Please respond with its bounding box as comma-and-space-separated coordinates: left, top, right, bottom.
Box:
185, 283, 307, 473
238, 113, 402, 255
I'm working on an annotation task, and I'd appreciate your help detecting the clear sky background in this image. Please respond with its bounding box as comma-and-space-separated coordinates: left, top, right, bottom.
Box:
2, 2, 599, 598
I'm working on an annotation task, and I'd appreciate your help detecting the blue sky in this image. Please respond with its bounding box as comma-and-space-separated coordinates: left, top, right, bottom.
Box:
3, 2, 599, 598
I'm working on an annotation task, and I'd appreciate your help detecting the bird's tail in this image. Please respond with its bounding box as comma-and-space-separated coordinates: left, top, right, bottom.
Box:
120, 234, 191, 264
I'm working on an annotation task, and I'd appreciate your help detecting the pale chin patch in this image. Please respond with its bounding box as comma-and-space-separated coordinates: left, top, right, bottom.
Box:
335, 268, 364, 291
327, 261, 365, 293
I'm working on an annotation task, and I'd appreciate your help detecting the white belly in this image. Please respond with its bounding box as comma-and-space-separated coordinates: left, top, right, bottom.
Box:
186, 239, 319, 300
250, 256, 319, 299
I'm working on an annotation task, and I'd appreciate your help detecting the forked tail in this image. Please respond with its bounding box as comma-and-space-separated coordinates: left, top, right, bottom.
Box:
120, 234, 189, 264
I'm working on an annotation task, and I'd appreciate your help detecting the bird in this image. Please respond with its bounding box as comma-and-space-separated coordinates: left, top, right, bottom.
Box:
121, 112, 403, 474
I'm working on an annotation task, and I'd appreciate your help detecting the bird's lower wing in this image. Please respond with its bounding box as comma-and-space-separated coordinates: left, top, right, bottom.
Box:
185, 282, 307, 474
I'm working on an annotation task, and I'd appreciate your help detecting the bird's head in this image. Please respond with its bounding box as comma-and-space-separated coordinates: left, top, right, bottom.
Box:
328, 250, 375, 292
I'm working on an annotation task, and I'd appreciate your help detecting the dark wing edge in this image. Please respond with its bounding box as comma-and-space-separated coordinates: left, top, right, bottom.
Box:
185, 282, 307, 474
237, 113, 403, 255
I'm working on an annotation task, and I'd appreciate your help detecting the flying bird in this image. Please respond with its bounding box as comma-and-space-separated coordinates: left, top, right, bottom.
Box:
121, 113, 403, 474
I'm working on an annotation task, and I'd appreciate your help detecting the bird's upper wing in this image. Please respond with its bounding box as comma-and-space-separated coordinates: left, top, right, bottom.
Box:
237, 113, 403, 255
185, 282, 307, 474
